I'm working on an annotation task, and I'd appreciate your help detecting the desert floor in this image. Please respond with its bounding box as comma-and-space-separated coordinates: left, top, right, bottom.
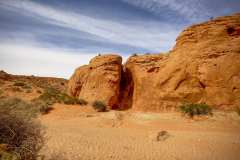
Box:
40, 104, 240, 160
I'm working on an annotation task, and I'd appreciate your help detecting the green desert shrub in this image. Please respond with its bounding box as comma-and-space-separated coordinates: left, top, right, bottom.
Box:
31, 100, 53, 115
77, 98, 88, 106
21, 85, 32, 90
37, 87, 85, 105
26, 89, 32, 93
0, 97, 45, 160
58, 93, 79, 105
13, 82, 32, 91
37, 87, 60, 105
92, 100, 106, 112
13, 82, 25, 87
179, 103, 212, 118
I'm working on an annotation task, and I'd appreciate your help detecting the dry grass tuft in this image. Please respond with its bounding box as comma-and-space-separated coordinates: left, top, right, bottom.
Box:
92, 100, 107, 112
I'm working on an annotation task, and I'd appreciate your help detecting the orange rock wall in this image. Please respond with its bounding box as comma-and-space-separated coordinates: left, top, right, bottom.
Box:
68, 13, 240, 111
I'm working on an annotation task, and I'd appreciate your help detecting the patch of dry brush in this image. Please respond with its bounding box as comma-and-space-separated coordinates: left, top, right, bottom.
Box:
0, 98, 45, 160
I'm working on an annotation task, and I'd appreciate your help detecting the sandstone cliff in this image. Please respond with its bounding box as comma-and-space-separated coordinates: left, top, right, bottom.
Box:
68, 13, 240, 111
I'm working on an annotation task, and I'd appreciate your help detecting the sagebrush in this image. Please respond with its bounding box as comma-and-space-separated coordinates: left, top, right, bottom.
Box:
179, 103, 212, 117
92, 100, 106, 112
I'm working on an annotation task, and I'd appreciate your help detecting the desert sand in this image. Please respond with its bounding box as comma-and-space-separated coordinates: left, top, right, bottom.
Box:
40, 104, 240, 160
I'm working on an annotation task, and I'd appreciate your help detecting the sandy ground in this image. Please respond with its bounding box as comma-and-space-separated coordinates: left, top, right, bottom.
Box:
40, 104, 240, 160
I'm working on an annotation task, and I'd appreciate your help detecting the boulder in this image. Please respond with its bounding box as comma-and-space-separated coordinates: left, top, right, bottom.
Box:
68, 55, 122, 109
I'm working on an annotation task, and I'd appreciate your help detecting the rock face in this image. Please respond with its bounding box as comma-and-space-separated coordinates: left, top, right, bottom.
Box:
68, 13, 240, 111
68, 55, 122, 109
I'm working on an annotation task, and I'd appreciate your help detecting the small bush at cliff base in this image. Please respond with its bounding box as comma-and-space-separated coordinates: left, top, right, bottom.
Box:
179, 103, 212, 118
92, 100, 106, 112
78, 98, 88, 105
0, 98, 45, 160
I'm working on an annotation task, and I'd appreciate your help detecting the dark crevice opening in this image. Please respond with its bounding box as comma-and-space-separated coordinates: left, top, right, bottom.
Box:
118, 67, 134, 110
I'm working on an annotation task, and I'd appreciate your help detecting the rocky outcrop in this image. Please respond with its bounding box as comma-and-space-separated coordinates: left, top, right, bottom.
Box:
68, 13, 240, 111
68, 55, 122, 109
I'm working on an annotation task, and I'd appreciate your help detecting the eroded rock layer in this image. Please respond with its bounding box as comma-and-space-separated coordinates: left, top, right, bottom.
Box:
68, 13, 240, 111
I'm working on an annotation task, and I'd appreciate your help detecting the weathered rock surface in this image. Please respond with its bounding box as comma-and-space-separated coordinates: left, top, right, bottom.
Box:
69, 13, 240, 111
68, 55, 122, 109
122, 13, 240, 111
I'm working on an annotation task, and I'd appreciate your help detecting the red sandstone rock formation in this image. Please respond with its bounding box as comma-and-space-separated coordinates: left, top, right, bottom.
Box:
68, 55, 122, 109
68, 13, 240, 111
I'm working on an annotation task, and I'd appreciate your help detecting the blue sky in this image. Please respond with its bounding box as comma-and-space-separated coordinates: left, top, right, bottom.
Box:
0, 0, 239, 78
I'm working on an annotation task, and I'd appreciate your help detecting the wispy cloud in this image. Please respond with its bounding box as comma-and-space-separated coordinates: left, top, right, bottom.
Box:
0, 0, 179, 51
122, 0, 211, 22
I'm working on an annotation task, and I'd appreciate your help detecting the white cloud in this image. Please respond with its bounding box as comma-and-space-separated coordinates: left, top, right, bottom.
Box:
0, 42, 97, 78
0, 41, 129, 78
0, 0, 179, 51
122, 0, 211, 22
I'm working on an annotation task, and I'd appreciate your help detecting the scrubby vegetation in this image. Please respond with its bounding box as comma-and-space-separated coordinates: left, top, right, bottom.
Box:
13, 81, 26, 87
13, 81, 32, 92
0, 98, 45, 160
92, 100, 107, 112
30, 87, 87, 114
31, 99, 53, 115
22, 85, 32, 90
26, 89, 32, 93
78, 98, 88, 105
11, 87, 23, 92
37, 87, 85, 105
179, 103, 212, 118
